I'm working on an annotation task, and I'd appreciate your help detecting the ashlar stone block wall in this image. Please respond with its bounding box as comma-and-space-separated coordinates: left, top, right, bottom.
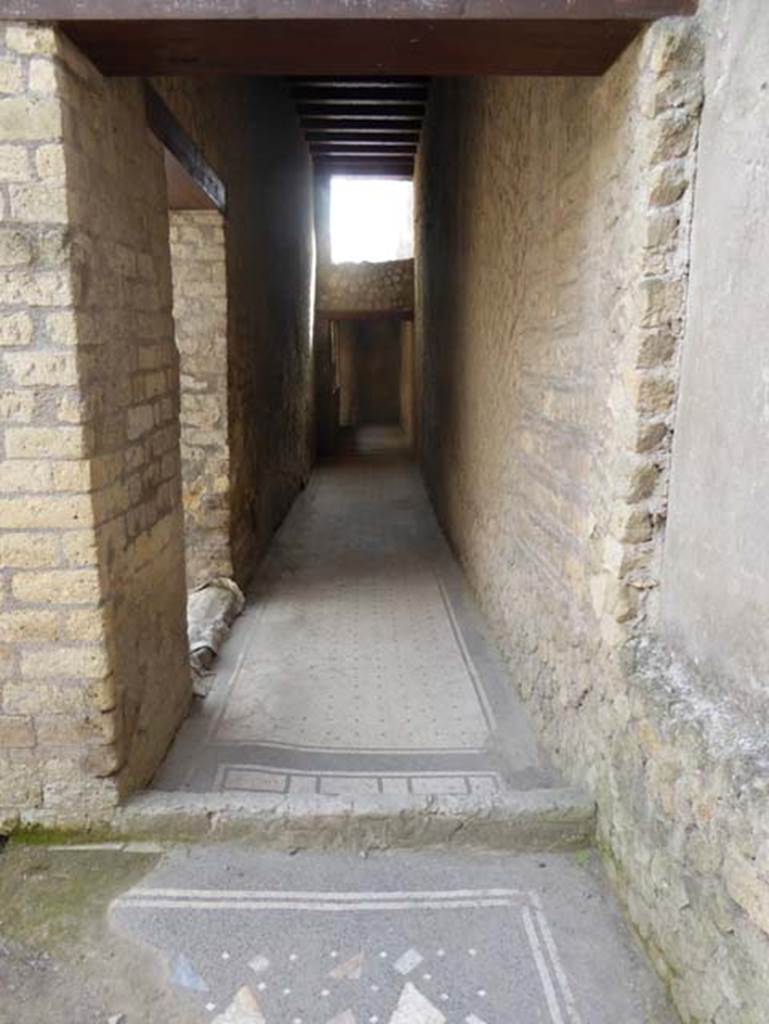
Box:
0, 24, 189, 820
416, 13, 768, 1023
169, 209, 231, 588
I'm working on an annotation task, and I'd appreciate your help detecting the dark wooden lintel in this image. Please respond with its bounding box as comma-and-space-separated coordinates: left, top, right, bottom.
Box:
314, 159, 415, 178
324, 308, 414, 322
55, 19, 666, 76
1, 1, 698, 20
144, 84, 226, 213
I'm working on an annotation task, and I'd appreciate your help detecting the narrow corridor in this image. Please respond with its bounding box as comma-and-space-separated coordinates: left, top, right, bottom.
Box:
156, 429, 556, 800
1, 6, 765, 1022
117, 431, 674, 1022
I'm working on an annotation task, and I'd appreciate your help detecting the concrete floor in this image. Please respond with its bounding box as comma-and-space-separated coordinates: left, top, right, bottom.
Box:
156, 427, 558, 800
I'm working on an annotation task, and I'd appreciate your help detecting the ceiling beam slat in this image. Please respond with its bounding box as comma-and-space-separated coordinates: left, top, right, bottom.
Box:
311, 149, 418, 157
310, 138, 419, 147
306, 131, 420, 143
292, 86, 428, 102
297, 102, 426, 118
301, 118, 424, 133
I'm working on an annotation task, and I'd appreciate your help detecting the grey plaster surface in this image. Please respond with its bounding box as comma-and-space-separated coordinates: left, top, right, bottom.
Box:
156, 438, 559, 803
662, 0, 769, 703
109, 845, 677, 1024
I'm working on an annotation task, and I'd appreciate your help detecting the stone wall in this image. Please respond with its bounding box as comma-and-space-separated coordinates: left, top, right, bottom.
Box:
657, 2, 769, 1009
169, 209, 230, 588
154, 76, 315, 588
0, 24, 189, 819
416, 15, 768, 1022
317, 258, 413, 316
0, 27, 316, 824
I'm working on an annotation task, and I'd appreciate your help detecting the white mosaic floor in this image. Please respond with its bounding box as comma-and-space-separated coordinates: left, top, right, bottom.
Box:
212, 554, 491, 753
155, 435, 554, 795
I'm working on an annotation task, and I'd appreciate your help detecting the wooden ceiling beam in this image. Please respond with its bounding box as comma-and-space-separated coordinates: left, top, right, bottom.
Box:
2, 2, 699, 20
324, 309, 415, 322
54, 19, 664, 76
301, 118, 424, 133
292, 76, 429, 87
310, 146, 418, 157
305, 131, 420, 143
292, 86, 428, 102
297, 102, 426, 118
145, 83, 226, 212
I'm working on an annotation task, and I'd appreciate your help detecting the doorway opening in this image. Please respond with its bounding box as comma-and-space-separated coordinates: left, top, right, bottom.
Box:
333, 315, 414, 456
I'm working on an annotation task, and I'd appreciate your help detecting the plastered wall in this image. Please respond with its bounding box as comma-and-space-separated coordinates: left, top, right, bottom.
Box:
663, 3, 769, 703
416, 14, 769, 1022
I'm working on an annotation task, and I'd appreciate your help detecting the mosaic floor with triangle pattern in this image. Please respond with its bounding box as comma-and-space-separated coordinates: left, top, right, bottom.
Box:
110, 847, 676, 1024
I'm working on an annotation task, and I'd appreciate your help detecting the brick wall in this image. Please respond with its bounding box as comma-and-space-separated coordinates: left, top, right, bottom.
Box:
0, 28, 319, 823
415, 17, 767, 1023
154, 77, 315, 588
0, 24, 189, 820
169, 209, 231, 587
0, 28, 316, 825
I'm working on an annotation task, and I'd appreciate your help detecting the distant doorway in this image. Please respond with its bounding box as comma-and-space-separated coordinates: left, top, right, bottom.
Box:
339, 318, 401, 427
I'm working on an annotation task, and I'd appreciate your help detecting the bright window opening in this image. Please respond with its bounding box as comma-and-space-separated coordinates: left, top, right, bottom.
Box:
330, 176, 413, 264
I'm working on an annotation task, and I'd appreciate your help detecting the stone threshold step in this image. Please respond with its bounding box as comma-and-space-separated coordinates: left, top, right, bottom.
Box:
105, 787, 595, 851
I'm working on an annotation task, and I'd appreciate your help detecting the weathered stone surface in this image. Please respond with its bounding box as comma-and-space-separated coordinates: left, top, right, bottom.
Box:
413, 11, 768, 1024
169, 210, 231, 587
317, 258, 414, 316
81, 787, 595, 852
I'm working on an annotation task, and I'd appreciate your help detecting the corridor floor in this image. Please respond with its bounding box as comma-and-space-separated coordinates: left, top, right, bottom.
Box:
0, 842, 677, 1024
0, 431, 677, 1024
155, 430, 557, 799
110, 846, 676, 1024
